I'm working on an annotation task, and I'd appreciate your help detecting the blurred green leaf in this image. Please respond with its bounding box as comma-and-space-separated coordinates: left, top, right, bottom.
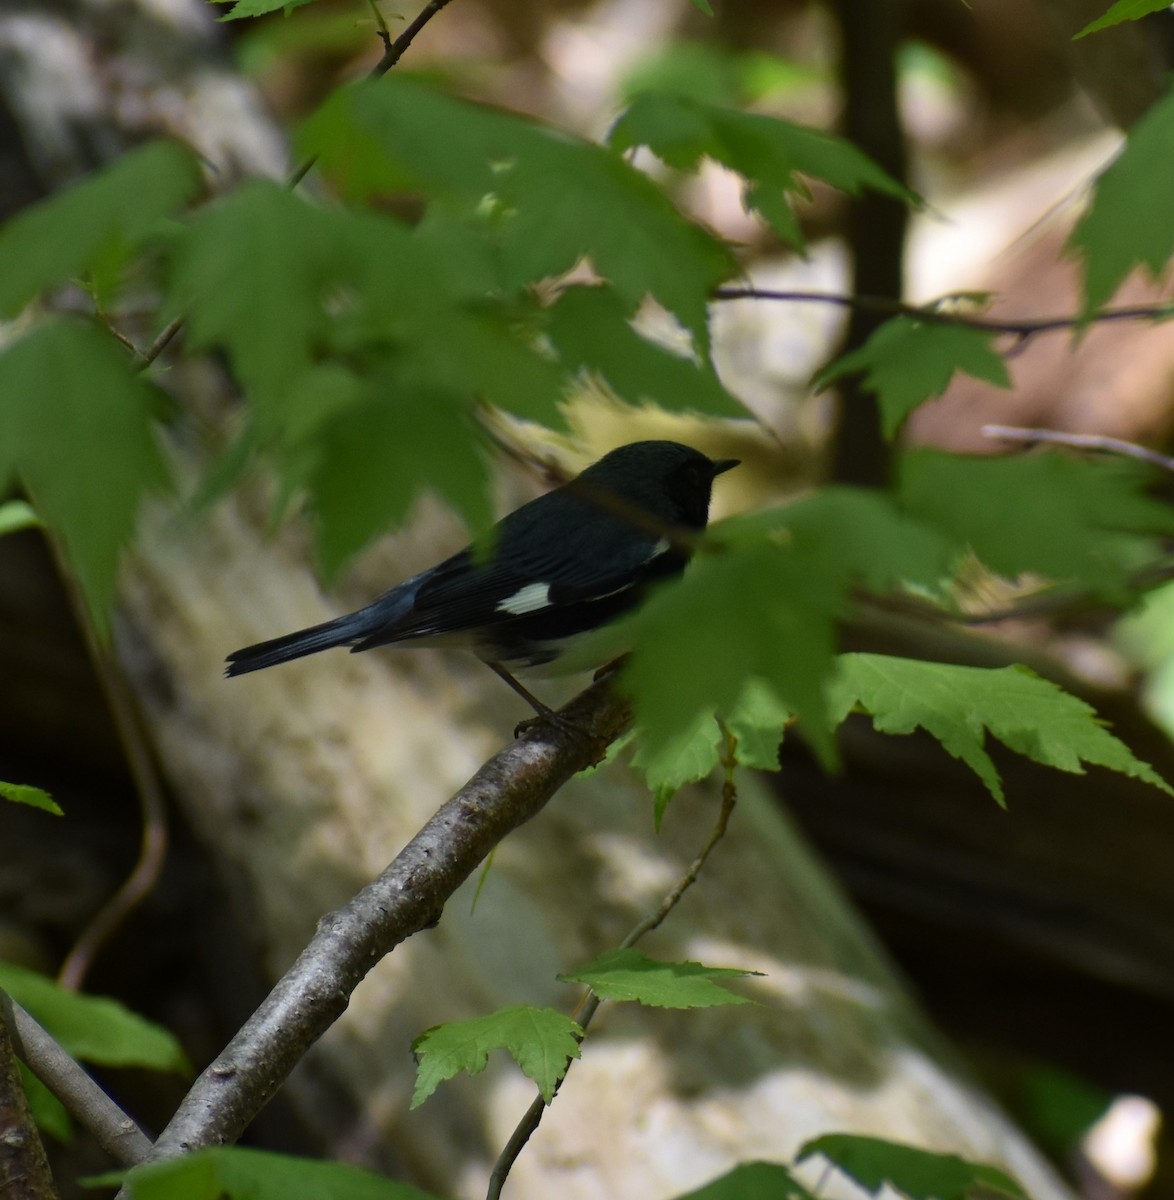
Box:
98, 1146, 442, 1199
18, 1067, 72, 1143
798, 1134, 1027, 1200
545, 286, 744, 417
1068, 84, 1174, 309
0, 963, 189, 1072
0, 500, 39, 536
672, 1161, 820, 1200
610, 93, 914, 250
0, 141, 200, 315
0, 319, 168, 636
816, 318, 1010, 437
214, 0, 319, 20
899, 449, 1174, 594
1075, 0, 1172, 38
300, 76, 734, 353
305, 373, 492, 579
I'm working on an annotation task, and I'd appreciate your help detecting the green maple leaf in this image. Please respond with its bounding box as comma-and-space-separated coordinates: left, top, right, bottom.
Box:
1068, 83, 1174, 309
559, 948, 756, 1008
622, 487, 952, 771
0, 319, 168, 635
0, 963, 188, 1072
899, 449, 1174, 594
0, 140, 200, 314
299, 77, 734, 355
411, 1006, 582, 1107
830, 654, 1172, 806
817, 318, 1010, 437
610, 92, 914, 250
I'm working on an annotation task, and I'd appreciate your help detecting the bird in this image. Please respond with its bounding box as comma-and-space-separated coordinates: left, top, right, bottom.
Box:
225, 440, 739, 723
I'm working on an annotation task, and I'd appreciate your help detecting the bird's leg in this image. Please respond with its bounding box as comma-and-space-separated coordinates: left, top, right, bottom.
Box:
485, 662, 595, 741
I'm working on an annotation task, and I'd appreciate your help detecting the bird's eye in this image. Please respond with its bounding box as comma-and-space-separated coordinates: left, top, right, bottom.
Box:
685, 464, 701, 486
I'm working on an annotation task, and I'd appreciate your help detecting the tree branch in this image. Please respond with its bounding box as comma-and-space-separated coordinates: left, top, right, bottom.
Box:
983, 424, 1174, 473
0, 996, 58, 1200
1, 992, 152, 1169
369, 0, 456, 80
714, 287, 1174, 345
136, 677, 630, 1169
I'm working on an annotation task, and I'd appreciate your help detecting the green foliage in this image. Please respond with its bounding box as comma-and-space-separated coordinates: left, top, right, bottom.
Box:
0, 140, 200, 314
1015, 1064, 1112, 1155
19, 1068, 72, 1142
0, 962, 190, 1072
300, 76, 736, 352
672, 1161, 818, 1200
97, 1146, 441, 1200
218, 0, 319, 18
411, 1005, 582, 1106
797, 1135, 1027, 1200
544, 285, 744, 416
1068, 83, 1174, 310
559, 947, 757, 1007
622, 43, 825, 109
816, 317, 1010, 438
610, 92, 913, 249
899, 450, 1174, 594
830, 654, 1171, 806
626, 678, 791, 819
622, 487, 953, 770
0, 319, 169, 635
0, 499, 39, 535
1075, 0, 1173, 38
631, 707, 725, 818
0, 780, 60, 815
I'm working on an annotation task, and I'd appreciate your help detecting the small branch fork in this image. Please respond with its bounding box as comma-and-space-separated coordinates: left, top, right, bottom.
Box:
485, 731, 741, 1200
1, 993, 153, 1168
117, 678, 630, 1188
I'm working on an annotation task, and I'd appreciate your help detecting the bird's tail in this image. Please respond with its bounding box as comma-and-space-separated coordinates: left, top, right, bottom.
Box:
225, 610, 374, 677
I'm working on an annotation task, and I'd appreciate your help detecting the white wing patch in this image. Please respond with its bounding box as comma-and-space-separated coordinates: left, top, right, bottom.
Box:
646, 536, 671, 561
496, 582, 552, 615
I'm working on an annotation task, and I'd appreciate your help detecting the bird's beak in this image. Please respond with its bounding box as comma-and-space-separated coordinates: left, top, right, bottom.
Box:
711, 458, 740, 477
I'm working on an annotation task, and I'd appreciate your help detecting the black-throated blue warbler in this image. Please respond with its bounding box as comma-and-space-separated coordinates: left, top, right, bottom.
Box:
226, 440, 738, 719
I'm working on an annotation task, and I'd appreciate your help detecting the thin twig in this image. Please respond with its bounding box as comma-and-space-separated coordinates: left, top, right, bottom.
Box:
139, 315, 185, 368
57, 650, 169, 993
982, 424, 1174, 474
0, 994, 58, 1199
1, 992, 153, 1167
713, 287, 1174, 344
485, 754, 740, 1200
368, 0, 455, 79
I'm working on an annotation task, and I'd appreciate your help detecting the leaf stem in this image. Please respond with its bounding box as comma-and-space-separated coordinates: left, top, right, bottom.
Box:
485, 774, 738, 1200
